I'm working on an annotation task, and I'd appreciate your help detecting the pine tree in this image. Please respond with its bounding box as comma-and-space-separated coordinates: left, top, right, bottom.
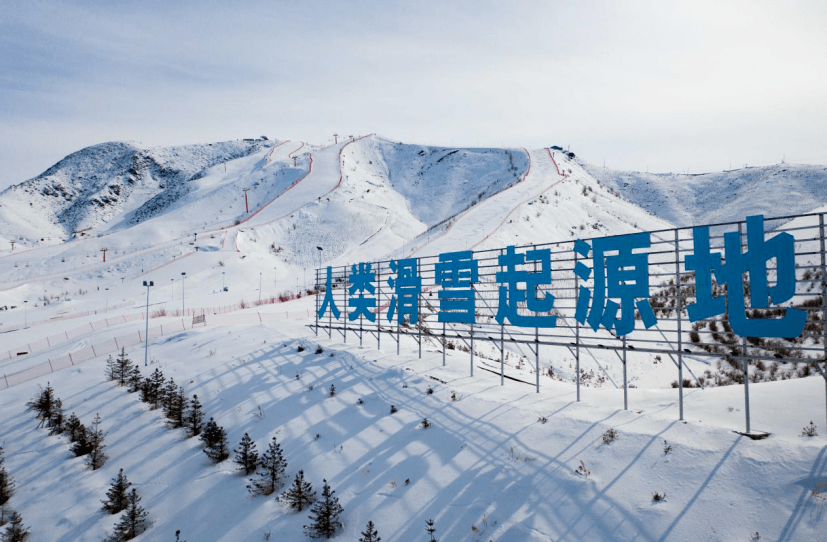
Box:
169, 387, 187, 429
101, 469, 132, 514
110, 489, 148, 541
65, 413, 85, 443
329, 384, 335, 397
140, 377, 154, 405
248, 437, 287, 496
200, 418, 220, 448
26, 382, 57, 428
0, 449, 14, 507
233, 433, 258, 475
425, 519, 437, 542
280, 470, 315, 511
48, 398, 65, 435
105, 355, 118, 381
71, 426, 93, 457
116, 348, 132, 386
359, 520, 380, 542
126, 365, 142, 393
85, 413, 107, 470
204, 425, 229, 463
304, 480, 343, 539
185, 395, 203, 437
161, 378, 177, 417
149, 368, 166, 410
1, 511, 29, 542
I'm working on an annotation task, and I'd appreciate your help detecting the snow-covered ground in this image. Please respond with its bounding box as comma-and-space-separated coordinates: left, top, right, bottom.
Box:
0, 135, 825, 541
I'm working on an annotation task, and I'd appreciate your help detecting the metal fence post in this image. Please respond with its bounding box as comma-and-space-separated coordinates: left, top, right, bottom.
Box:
820, 213, 827, 432
675, 229, 684, 421
500, 324, 505, 386
442, 322, 446, 367
535, 327, 540, 393
739, 221, 751, 434
418, 258, 422, 359
344, 265, 348, 343
376, 261, 381, 350
574, 249, 581, 402
470, 324, 474, 377
622, 335, 628, 410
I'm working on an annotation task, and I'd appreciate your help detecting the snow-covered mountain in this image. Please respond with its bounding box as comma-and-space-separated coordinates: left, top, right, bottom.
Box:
581, 161, 827, 227
0, 139, 267, 241
1, 135, 826, 542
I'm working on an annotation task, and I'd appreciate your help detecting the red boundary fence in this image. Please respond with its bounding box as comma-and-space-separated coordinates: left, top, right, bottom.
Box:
0, 307, 313, 392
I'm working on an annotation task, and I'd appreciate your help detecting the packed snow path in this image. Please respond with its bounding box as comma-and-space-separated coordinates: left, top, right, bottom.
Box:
407, 148, 566, 256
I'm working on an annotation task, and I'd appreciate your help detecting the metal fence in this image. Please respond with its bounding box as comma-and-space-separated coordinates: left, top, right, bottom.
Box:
315, 211, 827, 435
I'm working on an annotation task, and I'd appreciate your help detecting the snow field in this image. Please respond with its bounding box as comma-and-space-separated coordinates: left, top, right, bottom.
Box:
0, 298, 825, 541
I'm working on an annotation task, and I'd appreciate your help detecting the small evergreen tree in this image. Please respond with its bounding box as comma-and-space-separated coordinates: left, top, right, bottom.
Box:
149, 368, 166, 410
109, 489, 148, 541
140, 377, 154, 405
200, 418, 220, 448
168, 387, 188, 429
101, 469, 132, 514
116, 348, 132, 386
359, 520, 380, 542
85, 414, 107, 470
105, 355, 118, 381
185, 395, 203, 437
425, 519, 437, 542
248, 437, 287, 495
48, 398, 65, 435
26, 382, 57, 428
71, 426, 93, 457
329, 384, 335, 397
204, 425, 229, 463
280, 470, 315, 511
304, 480, 343, 539
1, 511, 28, 542
161, 378, 178, 417
233, 433, 258, 475
126, 365, 142, 393
65, 413, 85, 443
0, 449, 14, 506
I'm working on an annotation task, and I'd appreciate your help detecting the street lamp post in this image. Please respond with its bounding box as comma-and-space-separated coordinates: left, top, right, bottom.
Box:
105, 288, 109, 312
181, 272, 187, 315
143, 281, 153, 366
171, 278, 174, 301
23, 300, 28, 328
316, 246, 323, 289
222, 271, 225, 291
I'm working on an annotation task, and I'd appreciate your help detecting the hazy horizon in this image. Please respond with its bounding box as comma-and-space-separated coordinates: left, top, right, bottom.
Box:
2, 0, 825, 190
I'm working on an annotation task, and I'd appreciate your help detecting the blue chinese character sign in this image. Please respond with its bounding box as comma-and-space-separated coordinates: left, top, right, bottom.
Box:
348, 262, 376, 322
685, 214, 806, 338
574, 233, 657, 336
435, 250, 478, 323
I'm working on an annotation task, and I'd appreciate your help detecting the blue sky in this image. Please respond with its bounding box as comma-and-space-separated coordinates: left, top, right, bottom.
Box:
1, 0, 825, 189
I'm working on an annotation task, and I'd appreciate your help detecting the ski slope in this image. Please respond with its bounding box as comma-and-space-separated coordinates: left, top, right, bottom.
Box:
0, 135, 825, 541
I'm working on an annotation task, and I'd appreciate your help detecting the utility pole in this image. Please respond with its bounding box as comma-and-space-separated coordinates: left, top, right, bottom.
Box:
9, 241, 14, 251
143, 281, 153, 366
243, 189, 250, 213
333, 133, 338, 144
105, 288, 109, 312
293, 156, 297, 167
316, 246, 323, 290
181, 272, 187, 315
23, 300, 28, 328
100, 247, 108, 263
222, 272, 225, 291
